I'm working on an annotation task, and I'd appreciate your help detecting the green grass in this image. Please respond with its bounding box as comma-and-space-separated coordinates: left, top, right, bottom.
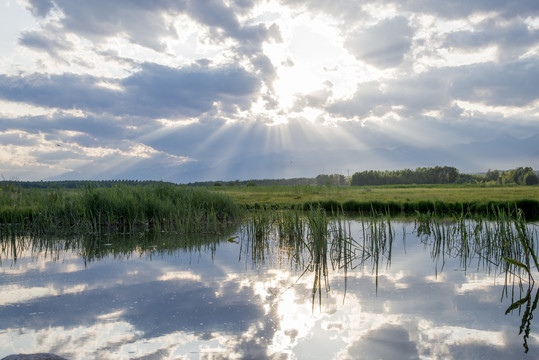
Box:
209, 184, 539, 219
2, 182, 538, 235
0, 183, 241, 235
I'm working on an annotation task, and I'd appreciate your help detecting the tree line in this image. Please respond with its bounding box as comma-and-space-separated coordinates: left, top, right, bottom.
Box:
350, 166, 538, 186
350, 166, 460, 186
2, 166, 537, 189
0, 179, 174, 189
484, 167, 538, 185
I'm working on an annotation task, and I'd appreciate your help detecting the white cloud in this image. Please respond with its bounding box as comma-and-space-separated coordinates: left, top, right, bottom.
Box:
0, 0, 537, 181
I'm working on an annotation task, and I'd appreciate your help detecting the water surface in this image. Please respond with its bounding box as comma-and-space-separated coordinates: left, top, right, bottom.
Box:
0, 220, 537, 359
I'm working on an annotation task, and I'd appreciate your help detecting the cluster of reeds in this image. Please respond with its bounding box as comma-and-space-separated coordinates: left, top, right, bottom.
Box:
241, 207, 275, 266
0, 183, 242, 236
239, 205, 365, 309
305, 206, 330, 309
357, 212, 394, 290
414, 207, 539, 285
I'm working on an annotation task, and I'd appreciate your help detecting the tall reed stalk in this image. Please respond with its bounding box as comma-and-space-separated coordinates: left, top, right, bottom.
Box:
0, 183, 241, 235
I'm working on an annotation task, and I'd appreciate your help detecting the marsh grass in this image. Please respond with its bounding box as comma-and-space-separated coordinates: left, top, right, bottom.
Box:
357, 211, 394, 291
305, 206, 330, 310
239, 205, 391, 309
236, 203, 539, 316
414, 207, 539, 286
0, 183, 241, 235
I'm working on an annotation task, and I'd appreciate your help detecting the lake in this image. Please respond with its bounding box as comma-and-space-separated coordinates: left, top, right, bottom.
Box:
0, 218, 538, 359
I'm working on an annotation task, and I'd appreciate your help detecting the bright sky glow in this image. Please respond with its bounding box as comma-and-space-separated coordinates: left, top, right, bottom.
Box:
0, 0, 538, 181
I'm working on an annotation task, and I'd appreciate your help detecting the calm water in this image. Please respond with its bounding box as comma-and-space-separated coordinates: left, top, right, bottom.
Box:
0, 220, 538, 359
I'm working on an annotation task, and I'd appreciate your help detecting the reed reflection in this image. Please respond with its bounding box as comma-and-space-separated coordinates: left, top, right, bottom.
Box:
238, 207, 539, 352
1, 206, 538, 354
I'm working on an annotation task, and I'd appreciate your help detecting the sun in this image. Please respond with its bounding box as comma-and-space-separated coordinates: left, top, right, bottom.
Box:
262, 11, 360, 113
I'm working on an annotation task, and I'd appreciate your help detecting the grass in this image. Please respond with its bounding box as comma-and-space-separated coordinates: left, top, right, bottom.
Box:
0, 182, 242, 235
1, 180, 538, 236
210, 184, 539, 219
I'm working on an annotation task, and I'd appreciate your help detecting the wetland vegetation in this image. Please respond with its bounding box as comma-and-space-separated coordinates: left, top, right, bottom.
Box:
0, 182, 241, 236
2, 202, 538, 355
1, 178, 538, 236
211, 183, 539, 220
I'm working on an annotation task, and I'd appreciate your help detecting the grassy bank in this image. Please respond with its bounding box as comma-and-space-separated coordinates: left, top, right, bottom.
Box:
210, 184, 539, 219
1, 182, 538, 236
0, 183, 241, 235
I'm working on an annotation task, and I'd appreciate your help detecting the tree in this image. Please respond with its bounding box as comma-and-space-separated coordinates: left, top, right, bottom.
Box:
485, 169, 500, 182
315, 174, 347, 186
523, 171, 539, 185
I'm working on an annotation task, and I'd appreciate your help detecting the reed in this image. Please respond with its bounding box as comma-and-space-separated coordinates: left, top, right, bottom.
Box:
413, 207, 539, 285
0, 183, 242, 235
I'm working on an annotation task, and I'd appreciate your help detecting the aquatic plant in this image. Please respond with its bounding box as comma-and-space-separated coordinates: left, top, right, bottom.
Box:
0, 183, 242, 235
413, 207, 539, 285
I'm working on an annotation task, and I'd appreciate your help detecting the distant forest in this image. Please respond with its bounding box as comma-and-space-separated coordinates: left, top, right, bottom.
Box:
1, 166, 537, 188
350, 166, 539, 186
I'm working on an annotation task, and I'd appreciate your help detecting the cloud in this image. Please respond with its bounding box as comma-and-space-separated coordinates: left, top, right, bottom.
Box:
186, 0, 271, 49
341, 324, 419, 360
19, 29, 73, 61
23, 0, 275, 55
121, 62, 261, 117
279, 0, 366, 22
2, 0, 539, 181
344, 16, 415, 68
0, 62, 261, 118
328, 58, 539, 120
24, 0, 187, 51
450, 59, 539, 107
393, 0, 539, 20
24, 0, 56, 17
443, 18, 539, 62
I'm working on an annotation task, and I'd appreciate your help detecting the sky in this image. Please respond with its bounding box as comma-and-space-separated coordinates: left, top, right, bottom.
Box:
0, 0, 538, 182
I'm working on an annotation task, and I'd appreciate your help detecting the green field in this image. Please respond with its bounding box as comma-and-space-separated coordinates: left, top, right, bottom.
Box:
209, 184, 539, 206
209, 184, 539, 218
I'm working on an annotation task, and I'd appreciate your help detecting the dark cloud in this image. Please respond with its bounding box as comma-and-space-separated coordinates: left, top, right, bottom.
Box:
121, 62, 261, 116
27, 0, 187, 51
0, 113, 140, 145
328, 59, 539, 119
282, 0, 539, 23
344, 16, 414, 68
0, 72, 117, 111
19, 29, 73, 61
394, 0, 539, 20
0, 62, 261, 118
187, 0, 241, 34
25, 0, 56, 17
342, 324, 419, 360
251, 54, 277, 85
450, 59, 539, 107
443, 18, 539, 62
24, 0, 273, 54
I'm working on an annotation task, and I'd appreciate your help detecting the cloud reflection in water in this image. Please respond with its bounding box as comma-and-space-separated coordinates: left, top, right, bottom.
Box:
0, 220, 538, 359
